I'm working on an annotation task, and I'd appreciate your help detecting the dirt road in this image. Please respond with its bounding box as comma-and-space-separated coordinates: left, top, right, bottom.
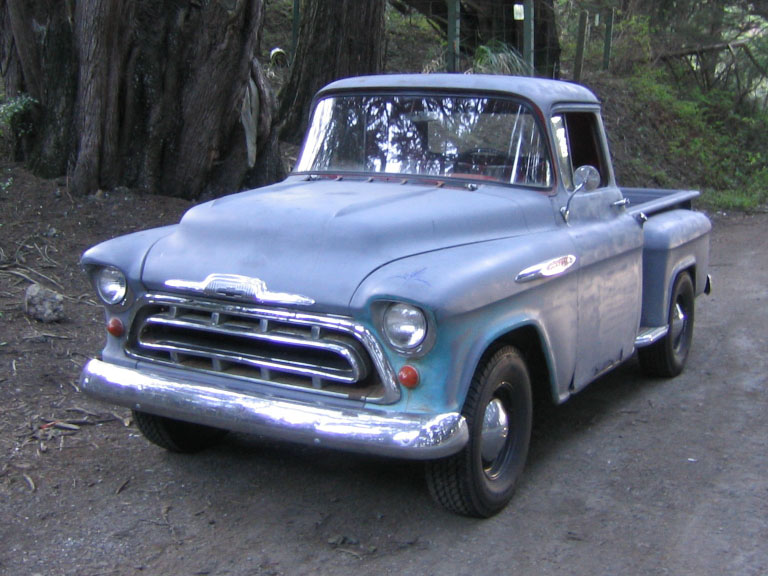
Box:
1, 173, 766, 575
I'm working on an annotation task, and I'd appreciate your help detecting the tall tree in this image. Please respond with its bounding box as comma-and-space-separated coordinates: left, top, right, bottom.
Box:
278, 0, 387, 143
1, 0, 282, 199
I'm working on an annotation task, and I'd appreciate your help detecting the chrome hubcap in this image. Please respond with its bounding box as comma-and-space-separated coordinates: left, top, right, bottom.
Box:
670, 302, 687, 350
481, 397, 509, 463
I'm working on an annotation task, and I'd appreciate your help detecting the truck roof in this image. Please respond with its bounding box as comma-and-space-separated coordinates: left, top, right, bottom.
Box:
317, 74, 600, 112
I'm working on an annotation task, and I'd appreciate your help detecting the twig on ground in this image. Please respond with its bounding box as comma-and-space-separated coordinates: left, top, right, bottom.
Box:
19, 265, 65, 290
115, 479, 131, 495
0, 267, 65, 291
22, 473, 36, 492
23, 332, 71, 341
34, 243, 61, 267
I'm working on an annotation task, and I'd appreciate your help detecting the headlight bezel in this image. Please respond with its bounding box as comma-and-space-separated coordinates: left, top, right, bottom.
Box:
94, 266, 128, 306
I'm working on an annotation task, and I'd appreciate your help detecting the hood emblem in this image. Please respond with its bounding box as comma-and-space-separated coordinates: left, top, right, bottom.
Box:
165, 274, 315, 306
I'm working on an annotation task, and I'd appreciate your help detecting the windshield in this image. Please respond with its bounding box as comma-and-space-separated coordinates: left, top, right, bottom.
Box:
295, 93, 552, 187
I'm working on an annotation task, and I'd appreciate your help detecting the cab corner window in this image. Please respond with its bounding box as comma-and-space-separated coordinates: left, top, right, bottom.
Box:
551, 111, 608, 191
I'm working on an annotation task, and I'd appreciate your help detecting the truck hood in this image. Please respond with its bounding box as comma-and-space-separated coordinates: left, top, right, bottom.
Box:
142, 177, 532, 310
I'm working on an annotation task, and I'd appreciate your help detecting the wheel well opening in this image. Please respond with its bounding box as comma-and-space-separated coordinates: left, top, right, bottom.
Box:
681, 265, 695, 289
491, 326, 553, 408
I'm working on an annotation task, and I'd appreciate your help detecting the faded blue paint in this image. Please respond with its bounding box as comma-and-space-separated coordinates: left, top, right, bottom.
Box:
640, 209, 712, 326
138, 178, 533, 315
79, 74, 712, 459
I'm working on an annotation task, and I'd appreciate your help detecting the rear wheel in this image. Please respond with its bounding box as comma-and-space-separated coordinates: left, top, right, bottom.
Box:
426, 346, 532, 517
639, 272, 695, 377
132, 410, 227, 453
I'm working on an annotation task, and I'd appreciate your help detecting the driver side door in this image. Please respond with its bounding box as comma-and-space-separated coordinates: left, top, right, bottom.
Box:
552, 110, 644, 390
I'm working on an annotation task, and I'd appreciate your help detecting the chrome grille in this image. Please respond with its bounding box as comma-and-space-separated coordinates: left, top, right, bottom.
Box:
127, 295, 397, 403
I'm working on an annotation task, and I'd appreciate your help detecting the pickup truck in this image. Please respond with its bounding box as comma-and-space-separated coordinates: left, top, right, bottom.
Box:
79, 74, 712, 517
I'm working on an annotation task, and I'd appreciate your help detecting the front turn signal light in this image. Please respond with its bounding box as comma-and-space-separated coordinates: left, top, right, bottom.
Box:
398, 365, 420, 389
107, 317, 124, 337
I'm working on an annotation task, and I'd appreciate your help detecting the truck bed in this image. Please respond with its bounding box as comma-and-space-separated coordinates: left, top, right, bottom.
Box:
621, 187, 700, 217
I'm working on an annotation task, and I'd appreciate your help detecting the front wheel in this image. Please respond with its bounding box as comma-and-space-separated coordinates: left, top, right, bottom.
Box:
639, 272, 695, 378
132, 410, 227, 453
426, 346, 532, 517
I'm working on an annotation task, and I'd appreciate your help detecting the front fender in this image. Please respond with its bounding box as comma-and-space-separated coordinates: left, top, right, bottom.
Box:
350, 233, 580, 411
80, 225, 179, 364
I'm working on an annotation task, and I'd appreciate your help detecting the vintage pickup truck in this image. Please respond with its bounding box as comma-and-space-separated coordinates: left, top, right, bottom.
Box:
80, 74, 711, 517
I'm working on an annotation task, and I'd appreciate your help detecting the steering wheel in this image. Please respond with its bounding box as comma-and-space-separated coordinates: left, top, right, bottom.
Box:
456, 148, 508, 165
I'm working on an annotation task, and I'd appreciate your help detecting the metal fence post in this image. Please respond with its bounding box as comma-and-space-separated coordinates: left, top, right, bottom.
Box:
574, 9, 588, 82
603, 8, 614, 71
523, 0, 534, 74
446, 0, 460, 72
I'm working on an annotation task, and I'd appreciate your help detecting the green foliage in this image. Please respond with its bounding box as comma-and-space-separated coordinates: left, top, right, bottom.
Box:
611, 14, 653, 72
0, 93, 37, 159
555, 2, 637, 73
625, 67, 768, 211
470, 42, 534, 76
384, 4, 442, 73
0, 166, 12, 193
0, 175, 12, 193
0, 93, 36, 137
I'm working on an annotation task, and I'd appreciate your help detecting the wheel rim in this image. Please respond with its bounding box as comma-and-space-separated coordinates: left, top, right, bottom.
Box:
670, 300, 689, 353
481, 393, 511, 479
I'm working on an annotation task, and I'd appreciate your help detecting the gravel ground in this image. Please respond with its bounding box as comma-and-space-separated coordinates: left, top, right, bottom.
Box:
1, 163, 766, 575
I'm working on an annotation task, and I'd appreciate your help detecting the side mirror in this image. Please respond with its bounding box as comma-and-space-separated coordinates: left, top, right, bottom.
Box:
573, 165, 601, 192
561, 165, 601, 223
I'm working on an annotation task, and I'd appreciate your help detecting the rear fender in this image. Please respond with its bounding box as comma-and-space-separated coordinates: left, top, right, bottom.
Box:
640, 210, 711, 327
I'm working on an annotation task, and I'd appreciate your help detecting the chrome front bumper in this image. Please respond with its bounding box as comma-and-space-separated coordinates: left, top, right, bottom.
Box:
80, 359, 468, 460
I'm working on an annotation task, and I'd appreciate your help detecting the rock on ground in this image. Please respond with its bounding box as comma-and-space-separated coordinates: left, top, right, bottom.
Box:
24, 283, 64, 323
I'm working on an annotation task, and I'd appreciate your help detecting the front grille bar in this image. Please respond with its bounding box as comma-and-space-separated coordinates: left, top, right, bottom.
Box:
139, 312, 369, 383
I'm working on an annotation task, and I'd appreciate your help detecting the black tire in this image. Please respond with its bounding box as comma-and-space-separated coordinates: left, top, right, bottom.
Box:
426, 346, 533, 517
639, 272, 695, 378
132, 410, 227, 453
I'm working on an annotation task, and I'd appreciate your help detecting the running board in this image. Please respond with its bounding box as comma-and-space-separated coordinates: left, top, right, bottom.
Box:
635, 326, 668, 348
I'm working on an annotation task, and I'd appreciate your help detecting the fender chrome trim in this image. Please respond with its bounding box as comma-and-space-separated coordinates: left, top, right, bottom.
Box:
80, 359, 468, 460
516, 254, 577, 283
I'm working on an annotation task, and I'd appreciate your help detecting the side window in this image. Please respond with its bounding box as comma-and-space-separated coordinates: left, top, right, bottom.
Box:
551, 111, 608, 190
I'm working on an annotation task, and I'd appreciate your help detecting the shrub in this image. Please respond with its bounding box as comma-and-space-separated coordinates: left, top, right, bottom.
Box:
0, 93, 37, 160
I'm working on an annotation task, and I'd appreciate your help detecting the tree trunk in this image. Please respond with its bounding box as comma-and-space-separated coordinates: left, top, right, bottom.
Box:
1, 0, 77, 173
1, 0, 283, 199
277, 0, 387, 144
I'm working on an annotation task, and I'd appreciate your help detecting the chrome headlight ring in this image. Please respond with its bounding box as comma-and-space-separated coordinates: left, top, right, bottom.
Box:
95, 266, 127, 306
376, 301, 435, 356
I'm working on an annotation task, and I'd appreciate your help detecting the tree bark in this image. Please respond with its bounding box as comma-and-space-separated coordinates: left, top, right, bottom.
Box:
1, 0, 283, 199
277, 0, 387, 144
1, 0, 76, 173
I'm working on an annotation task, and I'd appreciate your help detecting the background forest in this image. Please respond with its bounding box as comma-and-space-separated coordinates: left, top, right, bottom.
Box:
1, 0, 767, 211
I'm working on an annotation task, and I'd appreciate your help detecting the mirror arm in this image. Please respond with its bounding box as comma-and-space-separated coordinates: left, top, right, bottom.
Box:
560, 182, 585, 224
560, 165, 600, 224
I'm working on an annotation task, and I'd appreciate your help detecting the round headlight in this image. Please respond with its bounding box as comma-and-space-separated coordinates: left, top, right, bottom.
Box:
96, 266, 127, 305
383, 303, 427, 350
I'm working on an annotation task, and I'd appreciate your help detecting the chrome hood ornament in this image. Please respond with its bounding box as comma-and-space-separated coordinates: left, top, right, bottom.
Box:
165, 274, 315, 306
